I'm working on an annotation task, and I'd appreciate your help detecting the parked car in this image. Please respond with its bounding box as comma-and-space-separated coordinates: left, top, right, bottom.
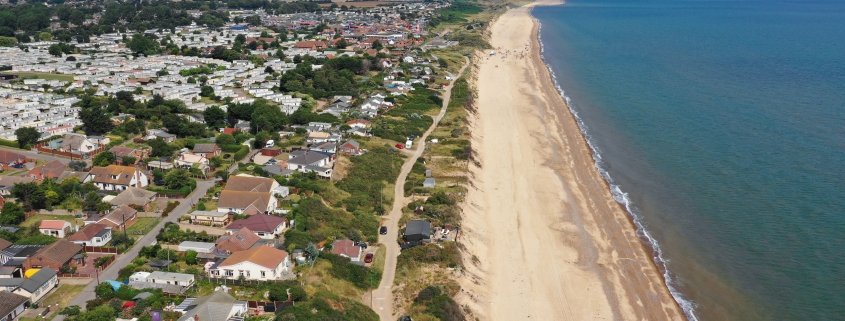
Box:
364, 253, 374, 263
394, 143, 405, 149
379, 226, 388, 235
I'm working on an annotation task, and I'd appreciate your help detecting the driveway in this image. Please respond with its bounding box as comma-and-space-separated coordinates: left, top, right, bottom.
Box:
52, 179, 216, 321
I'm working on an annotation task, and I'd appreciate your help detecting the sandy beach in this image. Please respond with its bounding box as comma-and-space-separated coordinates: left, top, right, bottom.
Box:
456, 1, 685, 320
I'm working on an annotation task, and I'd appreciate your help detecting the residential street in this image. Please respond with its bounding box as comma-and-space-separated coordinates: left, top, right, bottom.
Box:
0, 145, 75, 164
370, 59, 469, 321
52, 179, 216, 321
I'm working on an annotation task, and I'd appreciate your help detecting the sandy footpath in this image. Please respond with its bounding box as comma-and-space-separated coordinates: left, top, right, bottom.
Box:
456, 1, 685, 320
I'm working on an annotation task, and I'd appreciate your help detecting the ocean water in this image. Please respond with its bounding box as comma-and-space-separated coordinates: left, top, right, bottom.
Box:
533, 0, 845, 320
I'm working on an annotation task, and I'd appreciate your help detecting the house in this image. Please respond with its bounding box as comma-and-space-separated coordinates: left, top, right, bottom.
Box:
108, 187, 157, 211
67, 223, 112, 247
192, 143, 221, 158
24, 239, 83, 271
309, 141, 337, 154
85, 165, 149, 190
38, 220, 73, 238
177, 291, 247, 321
225, 214, 285, 239
27, 160, 65, 181
129, 271, 195, 294
0, 177, 34, 196
177, 241, 215, 254
209, 246, 291, 280
97, 205, 138, 229
217, 190, 277, 215
330, 239, 362, 262
345, 119, 370, 129
186, 210, 232, 227
287, 150, 334, 178
58, 133, 101, 155
404, 220, 432, 243
174, 153, 210, 173
146, 129, 176, 143
109, 146, 148, 164
215, 227, 260, 254
0, 245, 43, 268
339, 140, 363, 156
13, 268, 58, 304
0, 291, 28, 321
0, 151, 27, 170
294, 40, 328, 50
224, 175, 288, 197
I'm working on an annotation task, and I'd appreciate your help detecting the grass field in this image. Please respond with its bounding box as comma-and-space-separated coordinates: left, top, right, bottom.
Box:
5, 71, 74, 82
126, 217, 160, 237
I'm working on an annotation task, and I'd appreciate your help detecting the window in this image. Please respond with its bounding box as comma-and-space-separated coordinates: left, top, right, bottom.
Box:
260, 271, 265, 278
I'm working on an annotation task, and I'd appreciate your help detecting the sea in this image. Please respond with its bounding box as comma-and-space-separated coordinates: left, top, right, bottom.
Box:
533, 0, 845, 320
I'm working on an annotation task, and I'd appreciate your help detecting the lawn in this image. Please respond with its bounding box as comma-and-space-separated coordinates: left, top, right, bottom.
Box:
20, 214, 83, 228
20, 284, 86, 321
7, 71, 75, 82
126, 217, 160, 237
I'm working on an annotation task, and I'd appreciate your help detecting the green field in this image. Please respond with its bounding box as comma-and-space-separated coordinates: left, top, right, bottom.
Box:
126, 217, 160, 236
4, 71, 74, 82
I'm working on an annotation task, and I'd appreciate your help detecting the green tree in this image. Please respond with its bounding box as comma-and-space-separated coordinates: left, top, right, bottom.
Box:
83, 191, 102, 212
164, 169, 192, 190
12, 182, 45, 210
185, 250, 198, 264
48, 44, 63, 57
79, 105, 114, 135
251, 101, 287, 133
127, 33, 160, 55
148, 139, 175, 157
94, 282, 115, 300
14, 127, 40, 148
92, 151, 116, 167
0, 202, 25, 225
122, 156, 137, 165
203, 105, 226, 128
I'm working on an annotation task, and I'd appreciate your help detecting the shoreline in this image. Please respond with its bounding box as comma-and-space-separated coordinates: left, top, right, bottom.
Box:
532, 6, 698, 320
456, 0, 686, 320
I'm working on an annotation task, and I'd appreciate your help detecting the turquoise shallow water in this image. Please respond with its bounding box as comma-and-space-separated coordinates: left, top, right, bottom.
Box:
533, 0, 845, 320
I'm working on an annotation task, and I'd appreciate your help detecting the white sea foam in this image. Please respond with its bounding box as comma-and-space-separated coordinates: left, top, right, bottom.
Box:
536, 20, 701, 321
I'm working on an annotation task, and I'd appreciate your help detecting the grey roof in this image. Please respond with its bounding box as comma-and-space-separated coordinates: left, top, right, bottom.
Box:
148, 271, 195, 283
188, 210, 229, 218
0, 278, 23, 288
288, 150, 331, 166
0, 291, 28, 317
20, 268, 56, 293
109, 187, 157, 207
405, 220, 431, 237
178, 290, 240, 321
178, 241, 216, 252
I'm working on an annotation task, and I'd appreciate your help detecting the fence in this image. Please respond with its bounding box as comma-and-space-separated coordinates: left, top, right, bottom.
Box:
84, 246, 120, 254
34, 143, 106, 160
58, 273, 92, 278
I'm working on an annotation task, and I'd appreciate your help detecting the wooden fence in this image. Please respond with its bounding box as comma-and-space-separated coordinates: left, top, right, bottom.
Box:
84, 246, 120, 254
34, 143, 106, 160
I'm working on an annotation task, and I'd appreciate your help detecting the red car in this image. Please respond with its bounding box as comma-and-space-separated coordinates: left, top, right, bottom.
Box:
364, 253, 374, 263
395, 143, 405, 149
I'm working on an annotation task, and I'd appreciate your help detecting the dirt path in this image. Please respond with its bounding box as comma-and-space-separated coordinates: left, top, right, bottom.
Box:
369, 58, 469, 321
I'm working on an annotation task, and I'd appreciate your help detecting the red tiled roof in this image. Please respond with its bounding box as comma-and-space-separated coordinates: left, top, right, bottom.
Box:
38, 220, 69, 230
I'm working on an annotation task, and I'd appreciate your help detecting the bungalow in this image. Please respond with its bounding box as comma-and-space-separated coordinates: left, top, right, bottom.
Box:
177, 241, 215, 254
0, 291, 28, 321
129, 271, 195, 294
177, 291, 247, 321
215, 227, 260, 254
186, 210, 232, 227
38, 220, 73, 238
146, 129, 176, 143
67, 223, 112, 247
217, 190, 276, 215
225, 214, 286, 240
224, 175, 288, 198
85, 165, 149, 190
97, 205, 138, 229
58, 133, 101, 155
109, 146, 148, 164
404, 220, 432, 243
27, 160, 66, 181
309, 142, 337, 154
287, 150, 333, 178
174, 153, 210, 172
209, 246, 291, 281
339, 140, 363, 156
108, 187, 157, 211
0, 177, 34, 196
13, 268, 58, 304
24, 239, 82, 271
330, 239, 362, 262
192, 143, 221, 158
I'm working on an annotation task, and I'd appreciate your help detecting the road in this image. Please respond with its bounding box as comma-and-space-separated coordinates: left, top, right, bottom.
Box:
370, 59, 469, 321
52, 179, 216, 321
0, 145, 75, 164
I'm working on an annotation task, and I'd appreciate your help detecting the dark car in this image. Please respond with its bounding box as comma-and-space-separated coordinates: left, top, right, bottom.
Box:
379, 226, 388, 235
364, 253, 374, 263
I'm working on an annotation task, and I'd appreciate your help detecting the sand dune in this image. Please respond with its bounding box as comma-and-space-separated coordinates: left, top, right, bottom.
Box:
456, 1, 685, 320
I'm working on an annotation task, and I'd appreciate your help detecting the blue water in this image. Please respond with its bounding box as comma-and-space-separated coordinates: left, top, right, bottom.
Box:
534, 1, 845, 320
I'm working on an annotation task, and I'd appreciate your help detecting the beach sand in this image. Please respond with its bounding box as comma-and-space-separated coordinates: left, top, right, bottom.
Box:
456, 1, 686, 320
